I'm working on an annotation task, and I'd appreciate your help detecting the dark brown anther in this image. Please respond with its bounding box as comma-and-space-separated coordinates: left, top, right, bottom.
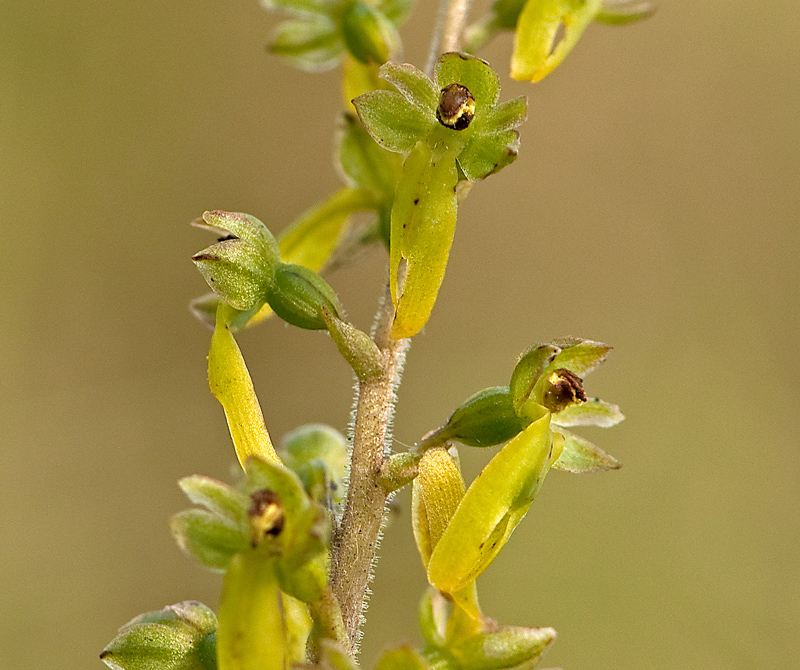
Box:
541, 368, 586, 413
248, 489, 285, 547
436, 83, 475, 130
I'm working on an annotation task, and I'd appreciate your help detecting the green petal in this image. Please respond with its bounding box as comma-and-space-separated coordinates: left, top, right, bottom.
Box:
553, 397, 624, 427
269, 18, 342, 72
260, 0, 330, 17
457, 129, 520, 181
380, 61, 439, 110
353, 90, 435, 153
418, 588, 447, 649
492, 0, 528, 29
379, 0, 413, 24
450, 625, 557, 670
337, 114, 402, 200
434, 52, 500, 114
510, 0, 603, 82
481, 96, 528, 133
552, 427, 621, 473
179, 475, 251, 528
170, 510, 249, 572
375, 647, 430, 670
595, 1, 656, 25
509, 344, 560, 414
549, 337, 612, 376
194, 211, 280, 265
427, 414, 555, 594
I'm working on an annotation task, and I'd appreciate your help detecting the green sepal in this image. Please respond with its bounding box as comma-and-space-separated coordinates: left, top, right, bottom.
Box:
337, 114, 402, 202
510, 0, 603, 82
191, 211, 280, 311
375, 647, 430, 670
380, 61, 440, 110
169, 509, 250, 572
280, 423, 349, 504
100, 602, 218, 670
487, 0, 529, 30
427, 414, 555, 594
552, 426, 621, 473
277, 549, 329, 604
192, 240, 270, 312
217, 552, 286, 670
509, 344, 560, 414
434, 53, 500, 117
282, 594, 313, 665
449, 625, 556, 670
457, 129, 520, 181
353, 90, 436, 153
380, 0, 413, 24
269, 17, 341, 72
432, 386, 524, 448
553, 397, 623, 427
265, 262, 342, 330
418, 588, 447, 649
595, 1, 656, 25
482, 97, 528, 133
194, 211, 280, 262
317, 639, 360, 670
190, 294, 260, 331
178, 476, 251, 528
341, 1, 398, 65
390, 140, 459, 338
259, 0, 330, 17
549, 337, 611, 376
281, 424, 349, 485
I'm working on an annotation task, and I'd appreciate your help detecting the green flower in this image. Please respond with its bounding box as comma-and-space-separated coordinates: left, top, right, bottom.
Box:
261, 0, 412, 71
422, 339, 623, 595
465, 0, 655, 82
353, 52, 527, 338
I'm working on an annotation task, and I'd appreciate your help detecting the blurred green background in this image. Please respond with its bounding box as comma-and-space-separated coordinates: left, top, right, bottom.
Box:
2, 1, 798, 669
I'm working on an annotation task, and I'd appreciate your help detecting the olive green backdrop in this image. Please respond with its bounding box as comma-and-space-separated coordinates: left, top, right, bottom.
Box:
2, 2, 798, 669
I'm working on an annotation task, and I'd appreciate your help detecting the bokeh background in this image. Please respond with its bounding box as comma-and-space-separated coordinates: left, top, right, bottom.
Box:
2, 1, 798, 669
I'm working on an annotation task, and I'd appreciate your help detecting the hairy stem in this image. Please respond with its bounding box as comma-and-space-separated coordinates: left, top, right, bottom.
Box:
426, 0, 473, 73
331, 287, 409, 653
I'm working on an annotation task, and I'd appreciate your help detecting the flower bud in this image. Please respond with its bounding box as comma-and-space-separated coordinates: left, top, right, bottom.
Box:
100, 601, 217, 670
341, 1, 398, 65
266, 263, 342, 330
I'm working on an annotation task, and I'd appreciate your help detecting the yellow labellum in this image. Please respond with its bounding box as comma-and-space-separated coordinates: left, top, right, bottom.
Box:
427, 413, 557, 595
208, 304, 280, 468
